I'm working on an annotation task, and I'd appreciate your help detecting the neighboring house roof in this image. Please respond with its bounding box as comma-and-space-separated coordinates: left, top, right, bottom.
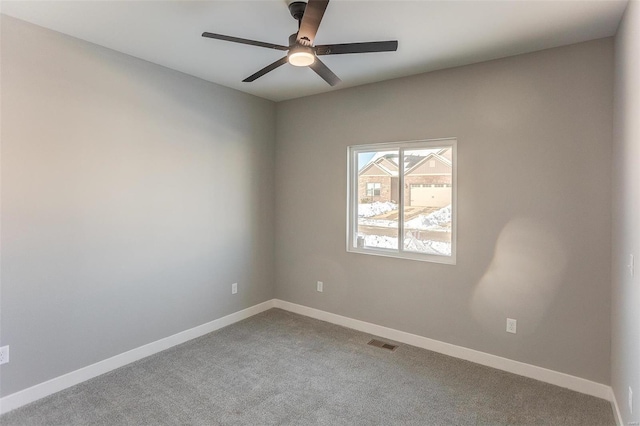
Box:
405, 152, 452, 175
379, 157, 398, 172
438, 147, 453, 161
359, 147, 452, 176
359, 161, 396, 176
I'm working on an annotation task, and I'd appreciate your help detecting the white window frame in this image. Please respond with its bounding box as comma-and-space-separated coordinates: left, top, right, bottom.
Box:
347, 138, 457, 264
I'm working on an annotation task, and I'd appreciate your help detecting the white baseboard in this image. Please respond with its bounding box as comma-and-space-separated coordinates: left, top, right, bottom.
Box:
610, 388, 624, 426
0, 299, 275, 414
1, 299, 616, 417
273, 299, 613, 402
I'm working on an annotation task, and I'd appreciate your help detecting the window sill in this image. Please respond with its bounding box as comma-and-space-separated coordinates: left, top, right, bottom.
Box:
347, 246, 456, 265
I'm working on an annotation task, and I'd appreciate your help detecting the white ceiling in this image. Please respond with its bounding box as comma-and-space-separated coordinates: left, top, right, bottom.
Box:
1, 0, 628, 102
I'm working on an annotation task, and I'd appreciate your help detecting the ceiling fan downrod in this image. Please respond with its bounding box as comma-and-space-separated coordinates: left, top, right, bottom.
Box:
288, 1, 307, 28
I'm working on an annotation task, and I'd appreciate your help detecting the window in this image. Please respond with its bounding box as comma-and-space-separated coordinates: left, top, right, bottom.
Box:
366, 183, 381, 197
347, 138, 456, 264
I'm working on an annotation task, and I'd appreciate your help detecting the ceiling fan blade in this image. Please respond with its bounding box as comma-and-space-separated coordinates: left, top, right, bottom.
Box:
297, 0, 329, 46
316, 40, 398, 56
243, 57, 289, 82
309, 58, 341, 86
202, 32, 288, 51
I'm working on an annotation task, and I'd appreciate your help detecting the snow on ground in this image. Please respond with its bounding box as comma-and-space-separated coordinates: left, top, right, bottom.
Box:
356, 204, 452, 255
358, 202, 397, 218
362, 235, 451, 256
403, 237, 451, 255
405, 205, 451, 230
359, 204, 452, 231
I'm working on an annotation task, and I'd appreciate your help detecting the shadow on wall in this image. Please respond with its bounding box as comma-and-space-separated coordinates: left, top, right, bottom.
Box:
471, 218, 567, 336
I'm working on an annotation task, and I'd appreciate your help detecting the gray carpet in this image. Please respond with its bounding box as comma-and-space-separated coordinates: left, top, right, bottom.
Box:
1, 308, 615, 425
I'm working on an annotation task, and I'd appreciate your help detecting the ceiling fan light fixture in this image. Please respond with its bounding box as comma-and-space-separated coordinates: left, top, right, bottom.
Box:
288, 46, 315, 67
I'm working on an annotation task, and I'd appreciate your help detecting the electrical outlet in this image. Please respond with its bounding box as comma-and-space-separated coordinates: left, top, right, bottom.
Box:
0, 346, 9, 365
506, 318, 517, 334
317, 281, 323, 292
231, 283, 237, 295
630, 386, 633, 414
629, 254, 635, 277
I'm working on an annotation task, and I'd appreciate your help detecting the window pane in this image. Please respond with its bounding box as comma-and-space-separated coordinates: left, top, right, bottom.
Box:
348, 139, 456, 263
356, 151, 398, 250
402, 148, 452, 256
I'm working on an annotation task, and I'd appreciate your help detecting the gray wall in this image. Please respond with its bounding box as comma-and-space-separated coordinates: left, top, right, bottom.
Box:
612, 1, 640, 423
275, 39, 613, 384
0, 16, 276, 397
0, 11, 619, 401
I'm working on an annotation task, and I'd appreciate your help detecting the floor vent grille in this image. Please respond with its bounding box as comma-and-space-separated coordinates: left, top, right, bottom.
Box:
367, 339, 398, 351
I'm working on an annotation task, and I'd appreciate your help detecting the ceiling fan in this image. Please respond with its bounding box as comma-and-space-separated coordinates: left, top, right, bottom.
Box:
202, 0, 398, 86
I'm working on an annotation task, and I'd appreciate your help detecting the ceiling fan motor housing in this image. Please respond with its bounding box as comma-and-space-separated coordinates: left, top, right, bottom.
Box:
289, 33, 310, 48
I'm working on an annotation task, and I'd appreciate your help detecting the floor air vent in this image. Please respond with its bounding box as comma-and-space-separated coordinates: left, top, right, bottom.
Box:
368, 339, 398, 351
